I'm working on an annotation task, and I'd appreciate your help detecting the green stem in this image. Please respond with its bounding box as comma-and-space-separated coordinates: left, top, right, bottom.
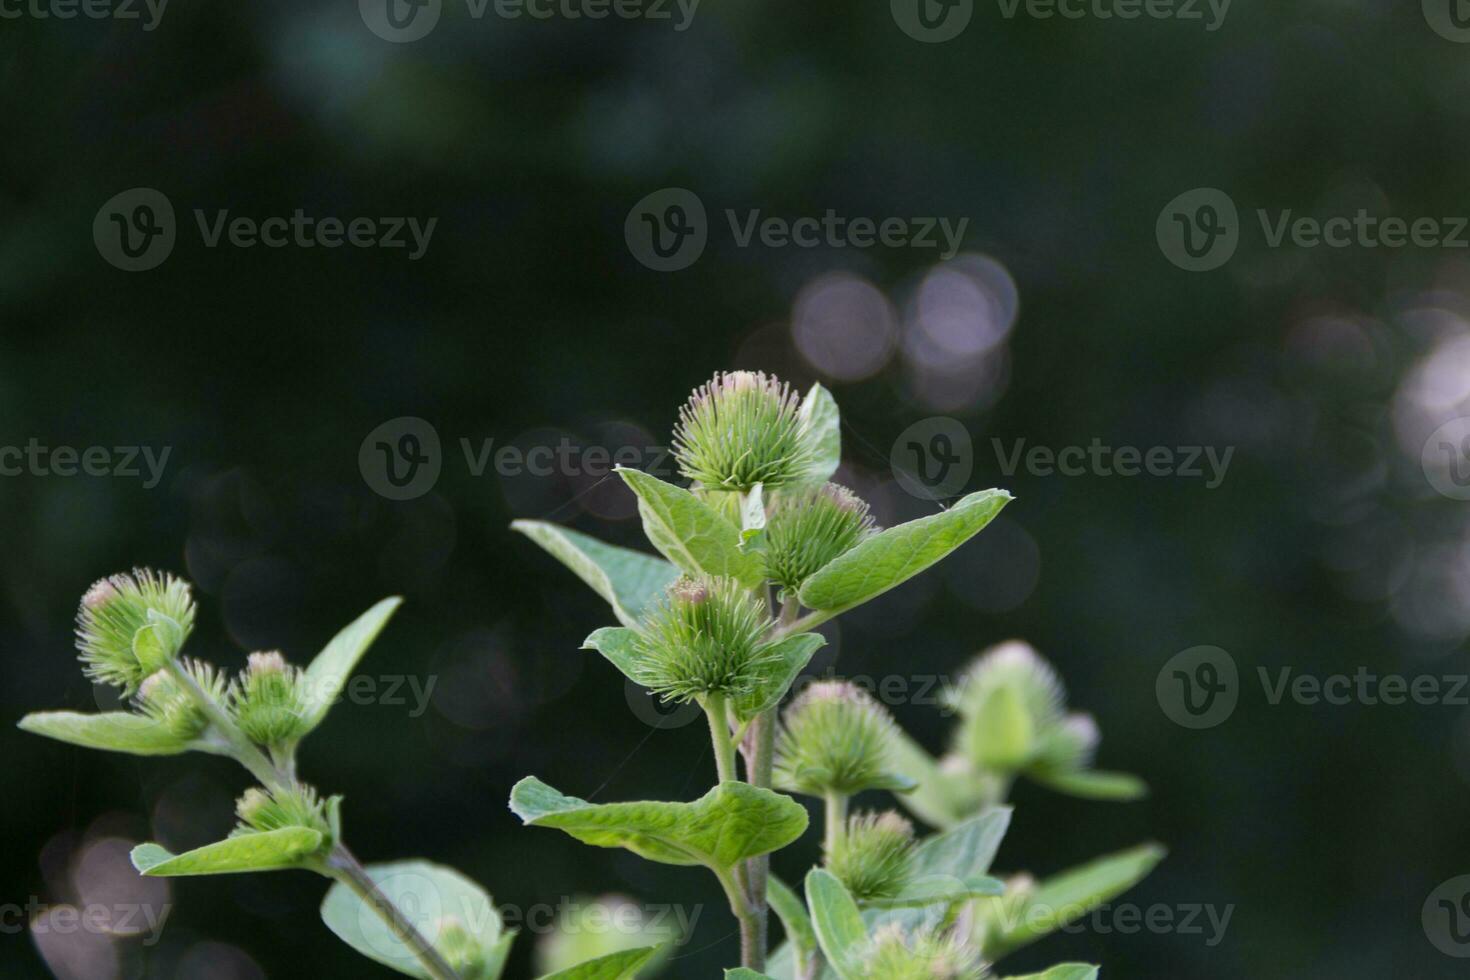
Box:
716, 866, 762, 971
327, 845, 461, 980
165, 658, 460, 980
704, 694, 738, 784
824, 792, 849, 856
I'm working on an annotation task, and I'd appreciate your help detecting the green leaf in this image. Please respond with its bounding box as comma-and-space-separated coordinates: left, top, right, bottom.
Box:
798, 489, 1012, 613
1001, 966, 1099, 980
537, 945, 662, 980
616, 468, 764, 587
581, 627, 644, 685
513, 520, 681, 628
510, 777, 808, 872
18, 711, 198, 756
797, 383, 841, 485
299, 597, 404, 734
969, 685, 1035, 770
888, 734, 997, 830
726, 971, 778, 979
131, 828, 324, 876
767, 876, 817, 977
805, 869, 867, 980
321, 859, 511, 979
732, 632, 826, 721
911, 807, 1012, 880
865, 873, 1004, 910
1030, 768, 1148, 802
983, 843, 1166, 959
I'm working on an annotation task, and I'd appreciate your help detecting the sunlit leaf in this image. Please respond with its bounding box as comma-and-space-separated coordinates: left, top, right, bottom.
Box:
513, 520, 680, 628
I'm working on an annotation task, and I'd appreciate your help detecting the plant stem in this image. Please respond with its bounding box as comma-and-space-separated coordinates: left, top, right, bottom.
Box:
165, 658, 461, 980
824, 791, 849, 856
327, 845, 461, 980
704, 694, 738, 784
716, 866, 762, 971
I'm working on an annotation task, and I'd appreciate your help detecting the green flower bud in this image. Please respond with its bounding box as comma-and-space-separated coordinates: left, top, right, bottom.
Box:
229, 651, 310, 747
135, 660, 225, 740
763, 483, 876, 593
948, 641, 1065, 772
774, 681, 906, 797
673, 371, 820, 491
632, 577, 774, 703
436, 917, 491, 979
75, 569, 196, 693
825, 810, 916, 902
861, 922, 986, 980
234, 784, 333, 844
1035, 711, 1099, 773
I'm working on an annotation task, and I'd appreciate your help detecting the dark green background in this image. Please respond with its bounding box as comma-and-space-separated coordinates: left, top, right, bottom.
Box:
4, 1, 1470, 976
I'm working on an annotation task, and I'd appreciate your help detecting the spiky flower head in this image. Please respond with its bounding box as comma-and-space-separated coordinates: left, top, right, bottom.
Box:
632, 577, 774, 703
673, 371, 820, 491
947, 641, 1067, 772
135, 660, 226, 740
75, 569, 196, 693
825, 810, 916, 902
774, 680, 908, 797
229, 651, 311, 747
763, 483, 876, 593
1034, 711, 1100, 773
233, 783, 334, 847
860, 923, 987, 980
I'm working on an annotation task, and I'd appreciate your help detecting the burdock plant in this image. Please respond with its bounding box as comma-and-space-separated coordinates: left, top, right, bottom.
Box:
513, 369, 1163, 978
22, 371, 1164, 979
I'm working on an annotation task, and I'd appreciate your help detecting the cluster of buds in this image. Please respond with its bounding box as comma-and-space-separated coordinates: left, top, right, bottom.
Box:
672, 371, 820, 492
75, 569, 196, 693
763, 483, 876, 593
229, 651, 312, 748
234, 784, 334, 846
824, 810, 916, 902
632, 577, 773, 704
859, 922, 987, 980
774, 681, 909, 797
135, 660, 226, 740
948, 641, 1097, 775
